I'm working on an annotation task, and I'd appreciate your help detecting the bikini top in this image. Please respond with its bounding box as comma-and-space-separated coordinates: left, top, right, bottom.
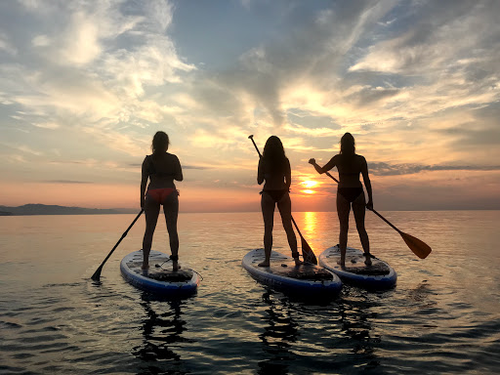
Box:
339, 171, 360, 177
146, 155, 172, 178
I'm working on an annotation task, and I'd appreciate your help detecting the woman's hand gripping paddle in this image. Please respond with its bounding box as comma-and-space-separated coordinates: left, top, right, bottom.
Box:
249, 135, 317, 265
308, 159, 431, 259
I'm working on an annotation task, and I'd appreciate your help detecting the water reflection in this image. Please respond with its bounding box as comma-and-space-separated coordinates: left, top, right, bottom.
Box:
302, 211, 319, 235
133, 293, 193, 374
258, 291, 298, 375
337, 288, 381, 371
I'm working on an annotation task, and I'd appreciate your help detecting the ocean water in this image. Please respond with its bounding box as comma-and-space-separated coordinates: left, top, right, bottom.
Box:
0, 211, 499, 374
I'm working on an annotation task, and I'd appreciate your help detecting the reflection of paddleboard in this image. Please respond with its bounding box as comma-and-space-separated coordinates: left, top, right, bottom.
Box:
120, 250, 200, 296
319, 245, 397, 289
242, 249, 342, 297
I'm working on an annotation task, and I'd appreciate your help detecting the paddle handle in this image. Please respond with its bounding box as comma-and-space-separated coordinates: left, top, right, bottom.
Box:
309, 160, 340, 183
248, 135, 262, 158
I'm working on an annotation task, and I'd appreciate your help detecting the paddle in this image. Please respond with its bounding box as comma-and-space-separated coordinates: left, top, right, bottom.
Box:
91, 209, 144, 281
248, 135, 317, 264
308, 160, 432, 259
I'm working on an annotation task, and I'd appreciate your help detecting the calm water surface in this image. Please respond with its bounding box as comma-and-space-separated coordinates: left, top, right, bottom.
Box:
0, 211, 499, 374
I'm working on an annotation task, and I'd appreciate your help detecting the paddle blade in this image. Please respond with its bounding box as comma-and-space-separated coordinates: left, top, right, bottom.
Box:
91, 266, 103, 282
301, 238, 318, 265
400, 231, 432, 259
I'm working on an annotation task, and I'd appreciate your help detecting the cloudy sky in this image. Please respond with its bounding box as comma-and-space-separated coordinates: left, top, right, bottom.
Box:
1, 0, 499, 212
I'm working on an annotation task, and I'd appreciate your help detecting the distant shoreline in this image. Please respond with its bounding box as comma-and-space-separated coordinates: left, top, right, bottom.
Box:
0, 204, 137, 216
0, 203, 499, 216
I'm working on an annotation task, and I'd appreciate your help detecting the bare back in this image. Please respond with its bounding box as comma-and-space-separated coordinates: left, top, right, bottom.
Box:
142, 152, 183, 190
257, 158, 291, 191
323, 154, 370, 189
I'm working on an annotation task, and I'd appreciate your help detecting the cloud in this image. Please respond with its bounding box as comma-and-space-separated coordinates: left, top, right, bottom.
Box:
43, 180, 92, 184
0, 33, 17, 55
1, 1, 500, 210
369, 162, 500, 176
0, 0, 196, 158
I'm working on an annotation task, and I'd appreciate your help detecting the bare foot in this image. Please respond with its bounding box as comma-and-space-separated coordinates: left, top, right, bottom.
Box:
363, 253, 372, 266
294, 258, 303, 266
337, 260, 346, 270
258, 261, 270, 267
172, 261, 181, 272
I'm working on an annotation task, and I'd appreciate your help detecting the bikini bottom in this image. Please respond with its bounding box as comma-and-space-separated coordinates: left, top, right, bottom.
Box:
338, 187, 363, 203
261, 189, 288, 203
147, 188, 177, 204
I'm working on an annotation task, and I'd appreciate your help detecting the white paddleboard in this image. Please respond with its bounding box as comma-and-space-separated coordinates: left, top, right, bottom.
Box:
242, 248, 342, 298
319, 245, 396, 289
120, 250, 200, 296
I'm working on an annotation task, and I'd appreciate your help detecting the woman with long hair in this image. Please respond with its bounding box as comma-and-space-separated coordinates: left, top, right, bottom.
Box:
140, 131, 183, 271
257, 136, 301, 267
309, 132, 373, 269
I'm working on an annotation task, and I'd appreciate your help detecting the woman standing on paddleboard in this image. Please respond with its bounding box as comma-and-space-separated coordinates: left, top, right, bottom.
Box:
141, 131, 183, 271
258, 136, 301, 267
309, 132, 373, 269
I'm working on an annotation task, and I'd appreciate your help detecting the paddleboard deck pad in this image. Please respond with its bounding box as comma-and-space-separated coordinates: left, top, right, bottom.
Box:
242, 249, 342, 297
319, 245, 396, 289
120, 250, 200, 296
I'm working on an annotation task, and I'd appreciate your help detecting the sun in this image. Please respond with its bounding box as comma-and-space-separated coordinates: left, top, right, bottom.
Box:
300, 180, 319, 195
301, 180, 318, 188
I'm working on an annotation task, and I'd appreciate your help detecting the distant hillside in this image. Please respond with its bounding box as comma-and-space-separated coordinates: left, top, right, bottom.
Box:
0, 204, 136, 216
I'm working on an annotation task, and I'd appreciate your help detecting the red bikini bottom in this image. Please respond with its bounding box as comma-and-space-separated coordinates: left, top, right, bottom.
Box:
147, 188, 176, 203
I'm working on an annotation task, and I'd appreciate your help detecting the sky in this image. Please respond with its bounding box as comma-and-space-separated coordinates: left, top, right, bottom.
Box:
1, 0, 499, 212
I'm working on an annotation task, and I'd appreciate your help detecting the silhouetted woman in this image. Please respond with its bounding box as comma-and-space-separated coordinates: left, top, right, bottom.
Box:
141, 131, 183, 271
309, 132, 373, 269
258, 136, 301, 267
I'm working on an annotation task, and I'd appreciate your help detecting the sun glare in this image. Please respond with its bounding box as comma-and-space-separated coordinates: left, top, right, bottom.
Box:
302, 189, 315, 194
301, 180, 318, 188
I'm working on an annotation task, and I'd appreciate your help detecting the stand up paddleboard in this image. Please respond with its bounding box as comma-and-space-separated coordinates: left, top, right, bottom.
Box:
120, 250, 200, 296
319, 245, 396, 289
242, 249, 342, 298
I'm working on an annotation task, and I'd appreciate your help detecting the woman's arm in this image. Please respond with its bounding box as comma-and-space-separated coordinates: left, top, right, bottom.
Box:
309, 155, 337, 174
140, 157, 149, 208
173, 155, 183, 181
361, 156, 373, 209
257, 159, 264, 185
285, 158, 291, 190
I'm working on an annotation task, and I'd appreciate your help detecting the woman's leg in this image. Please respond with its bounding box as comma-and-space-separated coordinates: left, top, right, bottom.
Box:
337, 193, 351, 269
142, 194, 161, 269
164, 192, 180, 271
259, 192, 275, 267
352, 193, 371, 265
277, 193, 300, 266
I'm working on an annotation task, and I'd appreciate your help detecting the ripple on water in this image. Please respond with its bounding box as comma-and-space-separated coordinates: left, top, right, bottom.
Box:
1, 212, 500, 374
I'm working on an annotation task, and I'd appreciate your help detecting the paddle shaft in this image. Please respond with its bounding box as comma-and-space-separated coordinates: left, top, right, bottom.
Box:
310, 160, 406, 231
249, 135, 262, 158
310, 160, 431, 259
91, 209, 144, 281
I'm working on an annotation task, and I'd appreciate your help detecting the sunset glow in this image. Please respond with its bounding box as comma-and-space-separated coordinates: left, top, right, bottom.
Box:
301, 180, 319, 189
0, 1, 499, 212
